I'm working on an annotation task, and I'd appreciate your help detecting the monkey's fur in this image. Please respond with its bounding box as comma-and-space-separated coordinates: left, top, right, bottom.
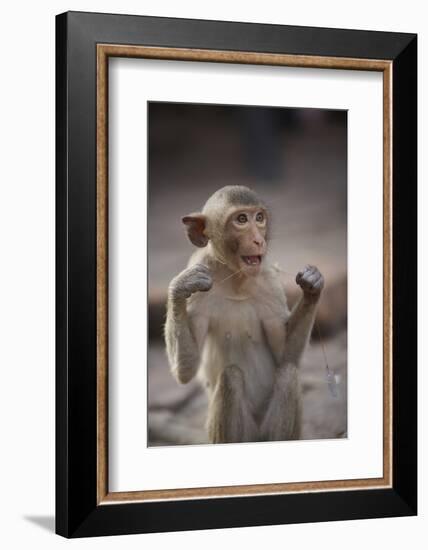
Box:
165, 186, 324, 443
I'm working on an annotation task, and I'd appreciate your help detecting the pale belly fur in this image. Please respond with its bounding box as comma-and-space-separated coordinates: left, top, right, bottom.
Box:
197, 298, 278, 416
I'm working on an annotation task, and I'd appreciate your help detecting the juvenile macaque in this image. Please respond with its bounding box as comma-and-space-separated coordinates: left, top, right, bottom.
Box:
165, 186, 324, 443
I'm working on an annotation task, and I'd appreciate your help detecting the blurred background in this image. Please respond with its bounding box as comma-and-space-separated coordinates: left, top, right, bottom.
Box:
147, 102, 347, 446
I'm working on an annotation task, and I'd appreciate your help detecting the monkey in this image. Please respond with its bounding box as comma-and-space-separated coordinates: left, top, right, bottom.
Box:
164, 185, 324, 443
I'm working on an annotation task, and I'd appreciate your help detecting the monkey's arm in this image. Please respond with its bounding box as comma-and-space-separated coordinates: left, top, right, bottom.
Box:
165, 264, 212, 384
283, 265, 324, 366
165, 297, 199, 384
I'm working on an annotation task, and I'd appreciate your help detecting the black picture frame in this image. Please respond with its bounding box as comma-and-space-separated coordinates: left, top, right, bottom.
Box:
56, 11, 417, 538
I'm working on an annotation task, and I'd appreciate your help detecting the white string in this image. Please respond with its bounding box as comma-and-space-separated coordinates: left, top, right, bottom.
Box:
216, 266, 247, 285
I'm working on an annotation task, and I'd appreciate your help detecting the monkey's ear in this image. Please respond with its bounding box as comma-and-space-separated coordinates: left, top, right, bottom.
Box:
182, 214, 208, 247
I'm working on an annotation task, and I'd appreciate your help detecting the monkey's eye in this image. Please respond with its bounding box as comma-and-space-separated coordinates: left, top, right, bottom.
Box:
256, 212, 264, 223
236, 213, 248, 224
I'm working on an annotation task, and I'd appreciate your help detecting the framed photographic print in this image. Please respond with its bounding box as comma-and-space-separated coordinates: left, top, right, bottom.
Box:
56, 11, 417, 538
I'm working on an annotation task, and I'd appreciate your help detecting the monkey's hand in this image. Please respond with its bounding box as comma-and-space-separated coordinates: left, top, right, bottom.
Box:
169, 264, 213, 300
296, 265, 324, 299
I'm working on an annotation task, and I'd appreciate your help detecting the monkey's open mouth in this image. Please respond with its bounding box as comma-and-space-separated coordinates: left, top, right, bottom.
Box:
241, 255, 262, 266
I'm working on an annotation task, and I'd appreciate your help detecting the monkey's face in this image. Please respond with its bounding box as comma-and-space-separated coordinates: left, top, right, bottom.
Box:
182, 186, 269, 276
222, 207, 268, 276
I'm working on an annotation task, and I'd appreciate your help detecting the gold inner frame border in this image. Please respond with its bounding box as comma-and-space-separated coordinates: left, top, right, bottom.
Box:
96, 44, 393, 505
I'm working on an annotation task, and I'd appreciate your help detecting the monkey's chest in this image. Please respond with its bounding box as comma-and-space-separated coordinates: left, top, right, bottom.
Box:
210, 300, 263, 347
200, 298, 284, 408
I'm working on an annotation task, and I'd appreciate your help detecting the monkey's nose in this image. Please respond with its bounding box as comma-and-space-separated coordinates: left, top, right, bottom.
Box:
253, 238, 263, 247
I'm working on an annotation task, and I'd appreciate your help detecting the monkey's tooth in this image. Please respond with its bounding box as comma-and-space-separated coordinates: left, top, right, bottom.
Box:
242, 255, 261, 265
